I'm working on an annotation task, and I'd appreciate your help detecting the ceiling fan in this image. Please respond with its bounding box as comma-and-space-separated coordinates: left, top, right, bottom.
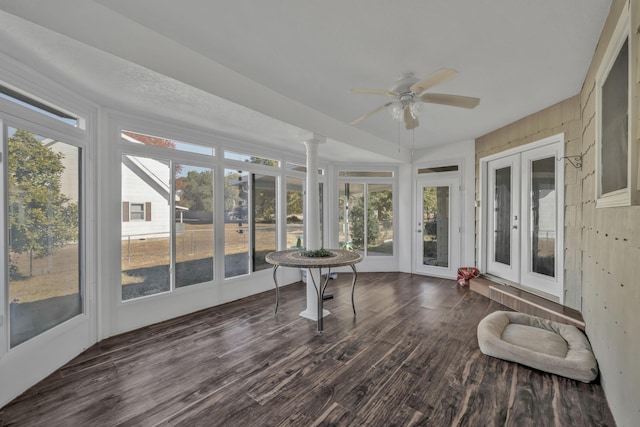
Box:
349, 69, 480, 130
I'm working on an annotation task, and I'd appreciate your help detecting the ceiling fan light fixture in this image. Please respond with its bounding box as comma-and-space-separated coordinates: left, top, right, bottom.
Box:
390, 101, 404, 120
409, 101, 423, 118
350, 68, 478, 130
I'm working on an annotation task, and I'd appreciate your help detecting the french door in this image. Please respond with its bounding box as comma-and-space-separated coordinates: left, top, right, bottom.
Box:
486, 154, 521, 282
414, 175, 460, 278
484, 140, 564, 301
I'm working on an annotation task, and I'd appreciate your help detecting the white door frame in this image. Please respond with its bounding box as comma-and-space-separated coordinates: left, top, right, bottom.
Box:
414, 172, 461, 279
479, 133, 565, 303
486, 153, 521, 283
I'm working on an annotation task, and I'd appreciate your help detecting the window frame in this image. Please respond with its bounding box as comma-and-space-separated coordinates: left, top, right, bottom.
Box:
129, 202, 146, 221
335, 165, 397, 258
1, 92, 92, 354
222, 166, 280, 279
117, 124, 217, 302
0, 55, 97, 408
595, 2, 639, 207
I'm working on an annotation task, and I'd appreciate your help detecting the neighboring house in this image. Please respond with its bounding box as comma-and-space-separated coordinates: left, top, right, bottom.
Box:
121, 154, 172, 239
42, 138, 79, 204
45, 134, 179, 240
121, 133, 184, 239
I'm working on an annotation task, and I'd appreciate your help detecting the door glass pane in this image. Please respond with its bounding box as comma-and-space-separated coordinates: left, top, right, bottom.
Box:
494, 167, 511, 265
253, 174, 276, 272
224, 169, 249, 278
8, 128, 81, 347
367, 184, 393, 256
338, 183, 364, 252
175, 165, 214, 287
531, 157, 556, 277
422, 186, 449, 267
286, 177, 304, 249
121, 155, 171, 300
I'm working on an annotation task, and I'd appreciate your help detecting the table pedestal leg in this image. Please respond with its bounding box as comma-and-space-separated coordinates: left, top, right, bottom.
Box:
299, 268, 330, 327
308, 267, 332, 331
350, 265, 358, 316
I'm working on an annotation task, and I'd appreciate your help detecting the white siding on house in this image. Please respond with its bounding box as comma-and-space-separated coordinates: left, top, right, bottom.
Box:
121, 155, 172, 239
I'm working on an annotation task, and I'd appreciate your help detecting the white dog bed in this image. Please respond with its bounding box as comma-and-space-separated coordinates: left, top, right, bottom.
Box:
477, 311, 598, 382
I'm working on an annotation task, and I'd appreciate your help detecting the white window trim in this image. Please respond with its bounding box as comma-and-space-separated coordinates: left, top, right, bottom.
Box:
0, 54, 97, 408
334, 163, 399, 260
595, 1, 639, 207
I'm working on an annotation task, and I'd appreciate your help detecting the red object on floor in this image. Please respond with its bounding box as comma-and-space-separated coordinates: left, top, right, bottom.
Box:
457, 267, 480, 286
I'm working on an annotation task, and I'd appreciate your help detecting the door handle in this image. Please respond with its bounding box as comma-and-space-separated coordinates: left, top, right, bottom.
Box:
512, 225, 518, 229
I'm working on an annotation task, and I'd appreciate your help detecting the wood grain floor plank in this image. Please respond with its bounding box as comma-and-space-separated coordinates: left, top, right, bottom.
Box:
308, 401, 358, 427
355, 369, 421, 426
0, 273, 616, 427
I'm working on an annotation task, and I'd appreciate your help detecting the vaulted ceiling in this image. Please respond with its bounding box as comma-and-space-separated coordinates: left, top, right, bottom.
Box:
0, 1, 611, 162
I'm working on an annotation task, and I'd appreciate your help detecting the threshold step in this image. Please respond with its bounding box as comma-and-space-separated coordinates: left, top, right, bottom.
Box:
470, 277, 585, 330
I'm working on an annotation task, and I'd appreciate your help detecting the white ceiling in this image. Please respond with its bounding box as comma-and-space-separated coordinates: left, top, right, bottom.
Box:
0, 0, 611, 163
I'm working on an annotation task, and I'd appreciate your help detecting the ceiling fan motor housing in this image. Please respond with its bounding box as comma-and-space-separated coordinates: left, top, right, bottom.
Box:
390, 73, 419, 95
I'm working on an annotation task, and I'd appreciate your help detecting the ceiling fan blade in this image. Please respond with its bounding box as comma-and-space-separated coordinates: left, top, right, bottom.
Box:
420, 93, 480, 109
410, 68, 458, 95
350, 88, 398, 96
350, 101, 393, 125
404, 106, 419, 130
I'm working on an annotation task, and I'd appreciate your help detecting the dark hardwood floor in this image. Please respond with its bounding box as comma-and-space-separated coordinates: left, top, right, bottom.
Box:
0, 273, 615, 426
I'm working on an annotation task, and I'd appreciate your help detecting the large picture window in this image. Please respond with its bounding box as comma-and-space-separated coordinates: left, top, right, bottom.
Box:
338, 171, 394, 257
285, 176, 324, 250
120, 131, 215, 300
6, 127, 82, 347
595, 4, 638, 207
175, 165, 214, 287
223, 168, 277, 277
121, 153, 171, 299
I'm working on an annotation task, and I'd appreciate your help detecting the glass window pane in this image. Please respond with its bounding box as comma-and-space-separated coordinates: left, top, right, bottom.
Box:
285, 163, 324, 175
175, 165, 214, 287
121, 154, 171, 300
224, 169, 249, 278
531, 157, 556, 277
494, 167, 511, 265
339, 171, 393, 178
286, 177, 304, 249
130, 203, 145, 220
224, 151, 279, 167
423, 186, 449, 267
417, 166, 458, 174
286, 163, 307, 173
1, 87, 81, 128
7, 128, 81, 347
338, 183, 364, 252
600, 38, 628, 194
367, 184, 393, 256
122, 130, 214, 156
253, 174, 277, 271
